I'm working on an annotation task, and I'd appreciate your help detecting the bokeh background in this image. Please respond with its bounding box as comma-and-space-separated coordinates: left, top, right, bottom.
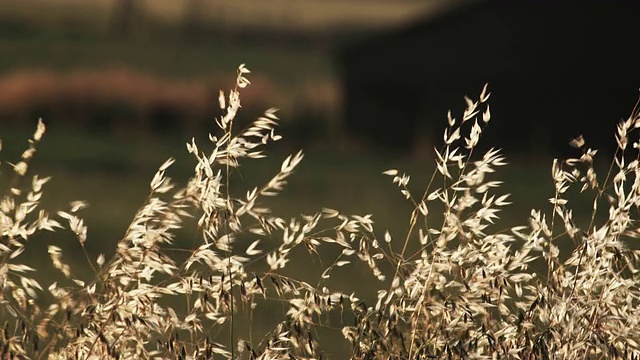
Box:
0, 0, 481, 244
1, 0, 638, 357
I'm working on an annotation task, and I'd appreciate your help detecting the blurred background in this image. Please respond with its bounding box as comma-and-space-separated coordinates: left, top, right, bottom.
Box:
0, 0, 478, 242
1, 0, 638, 356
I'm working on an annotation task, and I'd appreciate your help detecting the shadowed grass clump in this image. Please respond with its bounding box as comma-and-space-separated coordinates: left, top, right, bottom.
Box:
1, 65, 640, 359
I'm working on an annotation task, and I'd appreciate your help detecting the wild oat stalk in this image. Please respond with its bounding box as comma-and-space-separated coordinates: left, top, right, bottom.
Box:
348, 86, 640, 360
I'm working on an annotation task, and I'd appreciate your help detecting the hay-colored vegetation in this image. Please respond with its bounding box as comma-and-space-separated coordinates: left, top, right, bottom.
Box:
1, 65, 640, 359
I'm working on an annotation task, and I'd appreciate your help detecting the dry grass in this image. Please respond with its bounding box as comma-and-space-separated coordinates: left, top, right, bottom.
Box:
1, 65, 640, 359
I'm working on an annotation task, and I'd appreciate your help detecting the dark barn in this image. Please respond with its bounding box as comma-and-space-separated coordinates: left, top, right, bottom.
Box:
338, 0, 640, 158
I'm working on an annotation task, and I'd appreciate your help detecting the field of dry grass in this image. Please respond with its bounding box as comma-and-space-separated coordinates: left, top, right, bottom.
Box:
1, 66, 639, 359
2, 1, 640, 357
